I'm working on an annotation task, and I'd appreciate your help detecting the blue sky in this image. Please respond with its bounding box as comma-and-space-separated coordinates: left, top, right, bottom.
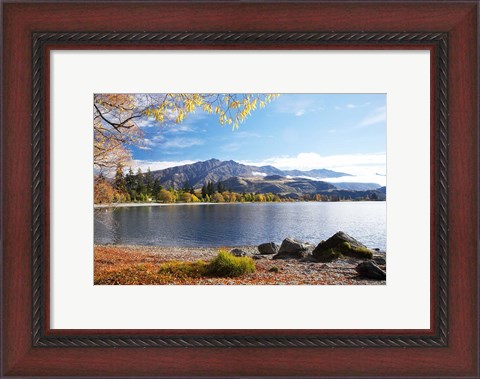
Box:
131, 94, 386, 185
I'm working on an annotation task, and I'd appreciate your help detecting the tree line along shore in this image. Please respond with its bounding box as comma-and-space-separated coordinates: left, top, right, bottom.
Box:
94, 165, 383, 205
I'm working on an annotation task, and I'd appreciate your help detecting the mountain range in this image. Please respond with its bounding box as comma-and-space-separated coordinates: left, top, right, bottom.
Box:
149, 158, 385, 197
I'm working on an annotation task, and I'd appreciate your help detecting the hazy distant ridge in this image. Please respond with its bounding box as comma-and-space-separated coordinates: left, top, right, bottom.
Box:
150, 158, 349, 189
150, 158, 382, 195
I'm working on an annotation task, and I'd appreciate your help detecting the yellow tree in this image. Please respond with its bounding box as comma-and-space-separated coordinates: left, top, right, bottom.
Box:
94, 93, 279, 169
94, 94, 142, 170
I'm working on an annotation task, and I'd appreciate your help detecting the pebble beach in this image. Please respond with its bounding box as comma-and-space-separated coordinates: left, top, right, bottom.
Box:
94, 244, 386, 285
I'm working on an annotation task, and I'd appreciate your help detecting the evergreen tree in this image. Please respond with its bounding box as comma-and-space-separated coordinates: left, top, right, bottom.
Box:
130, 189, 138, 202
145, 168, 154, 197
201, 184, 207, 199
217, 182, 225, 193
182, 180, 191, 192
125, 167, 137, 200
113, 163, 126, 193
136, 168, 146, 196
153, 178, 162, 197
207, 181, 215, 196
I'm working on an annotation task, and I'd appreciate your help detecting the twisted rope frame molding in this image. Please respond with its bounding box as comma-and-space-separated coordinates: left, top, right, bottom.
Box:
31, 31, 448, 348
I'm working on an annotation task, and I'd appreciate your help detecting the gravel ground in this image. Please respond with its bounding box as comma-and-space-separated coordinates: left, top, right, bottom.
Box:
94, 244, 386, 285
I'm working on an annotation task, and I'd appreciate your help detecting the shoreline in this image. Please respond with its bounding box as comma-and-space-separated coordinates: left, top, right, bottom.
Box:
94, 200, 386, 209
94, 202, 252, 208
94, 243, 386, 254
94, 244, 386, 285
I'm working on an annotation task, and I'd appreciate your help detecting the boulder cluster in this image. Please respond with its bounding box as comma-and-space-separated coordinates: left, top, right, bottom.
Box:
249, 231, 386, 281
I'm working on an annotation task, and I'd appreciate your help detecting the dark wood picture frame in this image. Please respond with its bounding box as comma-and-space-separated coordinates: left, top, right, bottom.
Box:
2, 1, 478, 377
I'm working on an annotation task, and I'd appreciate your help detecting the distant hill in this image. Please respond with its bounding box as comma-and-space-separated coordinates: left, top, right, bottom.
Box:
218, 175, 386, 199
317, 188, 386, 201
219, 175, 336, 195
330, 182, 381, 191
148, 158, 385, 198
150, 159, 349, 190
151, 159, 252, 189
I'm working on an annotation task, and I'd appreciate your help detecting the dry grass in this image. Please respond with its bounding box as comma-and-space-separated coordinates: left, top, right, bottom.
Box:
94, 245, 385, 285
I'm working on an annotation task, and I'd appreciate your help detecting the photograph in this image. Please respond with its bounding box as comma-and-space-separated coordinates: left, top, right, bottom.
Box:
94, 93, 387, 285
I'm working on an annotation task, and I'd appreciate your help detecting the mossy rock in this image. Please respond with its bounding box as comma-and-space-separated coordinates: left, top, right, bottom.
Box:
312, 231, 374, 261
337, 241, 374, 259
314, 248, 343, 262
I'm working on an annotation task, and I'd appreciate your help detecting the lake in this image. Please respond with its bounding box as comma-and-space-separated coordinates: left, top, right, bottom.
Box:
94, 202, 386, 250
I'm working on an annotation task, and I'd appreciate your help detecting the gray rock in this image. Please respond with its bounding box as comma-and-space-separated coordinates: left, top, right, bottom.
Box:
258, 242, 279, 255
312, 231, 374, 261
300, 254, 318, 262
230, 248, 247, 257
273, 238, 309, 259
355, 261, 386, 280
252, 255, 265, 260
372, 255, 386, 266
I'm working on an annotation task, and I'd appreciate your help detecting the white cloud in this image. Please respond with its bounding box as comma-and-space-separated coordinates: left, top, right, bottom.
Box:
231, 131, 261, 139
138, 110, 179, 128
239, 152, 386, 185
138, 134, 203, 150
240, 152, 384, 171
136, 137, 157, 150
252, 171, 267, 177
335, 102, 371, 111
162, 137, 204, 149
136, 117, 157, 128
221, 142, 241, 152
357, 106, 386, 127
274, 97, 322, 117
152, 135, 165, 142
164, 123, 195, 133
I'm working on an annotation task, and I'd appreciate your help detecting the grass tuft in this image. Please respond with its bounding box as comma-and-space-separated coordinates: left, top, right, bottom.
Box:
95, 250, 256, 284
206, 250, 256, 277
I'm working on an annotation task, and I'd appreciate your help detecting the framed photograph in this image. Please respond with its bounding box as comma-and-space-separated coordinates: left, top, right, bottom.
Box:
2, 1, 478, 377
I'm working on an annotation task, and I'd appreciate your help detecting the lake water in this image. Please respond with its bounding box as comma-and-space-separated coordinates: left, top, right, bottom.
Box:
94, 202, 386, 250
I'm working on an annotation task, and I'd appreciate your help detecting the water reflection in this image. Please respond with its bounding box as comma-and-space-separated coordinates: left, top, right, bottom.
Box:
94, 202, 386, 250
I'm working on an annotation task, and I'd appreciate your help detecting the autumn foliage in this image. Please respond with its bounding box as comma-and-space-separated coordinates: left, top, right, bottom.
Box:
95, 248, 256, 285
94, 93, 279, 170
